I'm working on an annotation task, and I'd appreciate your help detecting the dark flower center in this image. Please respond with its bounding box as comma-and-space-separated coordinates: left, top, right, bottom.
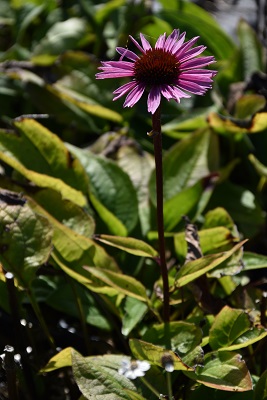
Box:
134, 48, 179, 86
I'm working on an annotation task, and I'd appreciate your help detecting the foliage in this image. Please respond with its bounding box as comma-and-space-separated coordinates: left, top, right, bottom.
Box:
0, 0, 266, 399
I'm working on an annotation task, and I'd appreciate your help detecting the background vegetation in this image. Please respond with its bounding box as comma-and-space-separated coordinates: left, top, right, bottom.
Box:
0, 0, 266, 399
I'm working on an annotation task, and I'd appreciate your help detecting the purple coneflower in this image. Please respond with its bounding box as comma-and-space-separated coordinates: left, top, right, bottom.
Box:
96, 29, 216, 114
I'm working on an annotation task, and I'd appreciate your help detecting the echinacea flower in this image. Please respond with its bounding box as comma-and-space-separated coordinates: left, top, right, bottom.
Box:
118, 358, 150, 379
96, 29, 216, 114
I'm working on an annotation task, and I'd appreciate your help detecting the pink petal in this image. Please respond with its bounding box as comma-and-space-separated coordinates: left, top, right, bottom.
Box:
123, 83, 146, 108
129, 35, 146, 54
140, 34, 152, 52
101, 61, 134, 69
178, 72, 213, 83
155, 33, 166, 49
181, 56, 215, 69
165, 29, 180, 52
147, 86, 161, 114
171, 85, 191, 100
113, 81, 138, 100
116, 47, 139, 61
96, 71, 134, 79
177, 80, 209, 95
179, 45, 206, 62
174, 36, 199, 57
170, 32, 186, 55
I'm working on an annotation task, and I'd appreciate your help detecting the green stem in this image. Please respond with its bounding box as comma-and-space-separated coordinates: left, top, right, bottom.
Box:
27, 286, 56, 352
151, 106, 170, 324
166, 371, 173, 400
68, 276, 91, 354
140, 376, 161, 398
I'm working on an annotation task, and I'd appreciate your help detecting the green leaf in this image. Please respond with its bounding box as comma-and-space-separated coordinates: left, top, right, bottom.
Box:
203, 207, 235, 231
249, 153, 267, 178
32, 189, 95, 237
0, 119, 89, 206
158, 1, 235, 60
163, 180, 204, 231
51, 254, 119, 300
142, 321, 203, 366
174, 226, 238, 261
40, 347, 73, 373
208, 112, 267, 135
209, 305, 267, 351
44, 278, 112, 330
33, 18, 88, 56
12, 119, 89, 193
254, 370, 267, 400
16, 3, 45, 43
72, 352, 142, 400
235, 95, 266, 119
174, 240, 247, 287
67, 145, 139, 235
0, 150, 86, 206
185, 351, 253, 391
0, 191, 53, 286
84, 267, 149, 303
59, 87, 123, 122
129, 339, 193, 371
150, 129, 211, 205
90, 192, 127, 237
162, 109, 213, 139
94, 234, 158, 258
121, 297, 148, 336
243, 251, 267, 270
207, 181, 264, 238
95, 0, 125, 24
27, 197, 118, 273
237, 19, 264, 79
117, 145, 154, 236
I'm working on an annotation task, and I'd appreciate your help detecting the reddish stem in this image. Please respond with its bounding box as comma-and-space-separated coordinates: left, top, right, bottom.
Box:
152, 106, 170, 323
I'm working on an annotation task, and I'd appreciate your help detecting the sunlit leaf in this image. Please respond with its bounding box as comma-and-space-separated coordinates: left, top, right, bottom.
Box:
94, 234, 158, 258
27, 197, 118, 273
40, 347, 73, 373
185, 351, 253, 391
72, 352, 143, 400
249, 153, 267, 178
84, 267, 149, 303
130, 339, 193, 371
243, 251, 267, 270
208, 112, 267, 135
174, 226, 238, 261
142, 321, 204, 366
0, 191, 53, 285
174, 240, 247, 287
235, 95, 266, 119
209, 305, 267, 351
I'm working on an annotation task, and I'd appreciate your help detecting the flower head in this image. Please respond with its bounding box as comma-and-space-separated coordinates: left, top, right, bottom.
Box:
118, 358, 150, 380
161, 352, 174, 372
96, 29, 217, 114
